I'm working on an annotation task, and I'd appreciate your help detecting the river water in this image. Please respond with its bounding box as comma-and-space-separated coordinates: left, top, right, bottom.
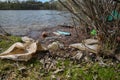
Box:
0, 10, 72, 35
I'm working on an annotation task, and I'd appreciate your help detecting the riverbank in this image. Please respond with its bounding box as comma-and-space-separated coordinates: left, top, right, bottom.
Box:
0, 25, 120, 80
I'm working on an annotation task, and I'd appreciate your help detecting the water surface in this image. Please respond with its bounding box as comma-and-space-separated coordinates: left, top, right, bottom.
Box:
0, 10, 71, 35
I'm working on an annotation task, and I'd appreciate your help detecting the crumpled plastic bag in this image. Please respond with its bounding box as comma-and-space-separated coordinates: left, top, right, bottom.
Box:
0, 36, 46, 61
83, 39, 98, 45
48, 41, 64, 51
69, 39, 100, 54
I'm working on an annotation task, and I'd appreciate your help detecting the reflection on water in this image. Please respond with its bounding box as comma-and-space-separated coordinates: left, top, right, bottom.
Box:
0, 10, 72, 35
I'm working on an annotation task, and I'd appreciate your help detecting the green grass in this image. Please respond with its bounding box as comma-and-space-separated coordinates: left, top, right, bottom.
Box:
54, 60, 120, 80
0, 36, 22, 53
0, 58, 120, 80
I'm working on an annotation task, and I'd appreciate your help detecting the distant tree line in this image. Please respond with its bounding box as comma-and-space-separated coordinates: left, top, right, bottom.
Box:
0, 0, 58, 10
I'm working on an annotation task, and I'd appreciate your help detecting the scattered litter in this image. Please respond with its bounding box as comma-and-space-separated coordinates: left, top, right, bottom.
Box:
42, 31, 48, 38
48, 41, 64, 51
53, 68, 64, 74
69, 39, 100, 54
70, 43, 100, 54
83, 39, 99, 45
53, 31, 71, 36
99, 60, 107, 67
107, 10, 120, 22
18, 66, 27, 71
21, 36, 34, 43
0, 37, 46, 61
72, 51, 83, 60
90, 29, 97, 36
53, 32, 61, 36
57, 30, 71, 36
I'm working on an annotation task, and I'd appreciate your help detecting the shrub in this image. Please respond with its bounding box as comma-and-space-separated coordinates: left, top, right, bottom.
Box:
58, 0, 120, 55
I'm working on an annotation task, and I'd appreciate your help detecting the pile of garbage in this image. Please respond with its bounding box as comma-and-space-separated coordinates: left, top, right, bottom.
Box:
0, 36, 119, 62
